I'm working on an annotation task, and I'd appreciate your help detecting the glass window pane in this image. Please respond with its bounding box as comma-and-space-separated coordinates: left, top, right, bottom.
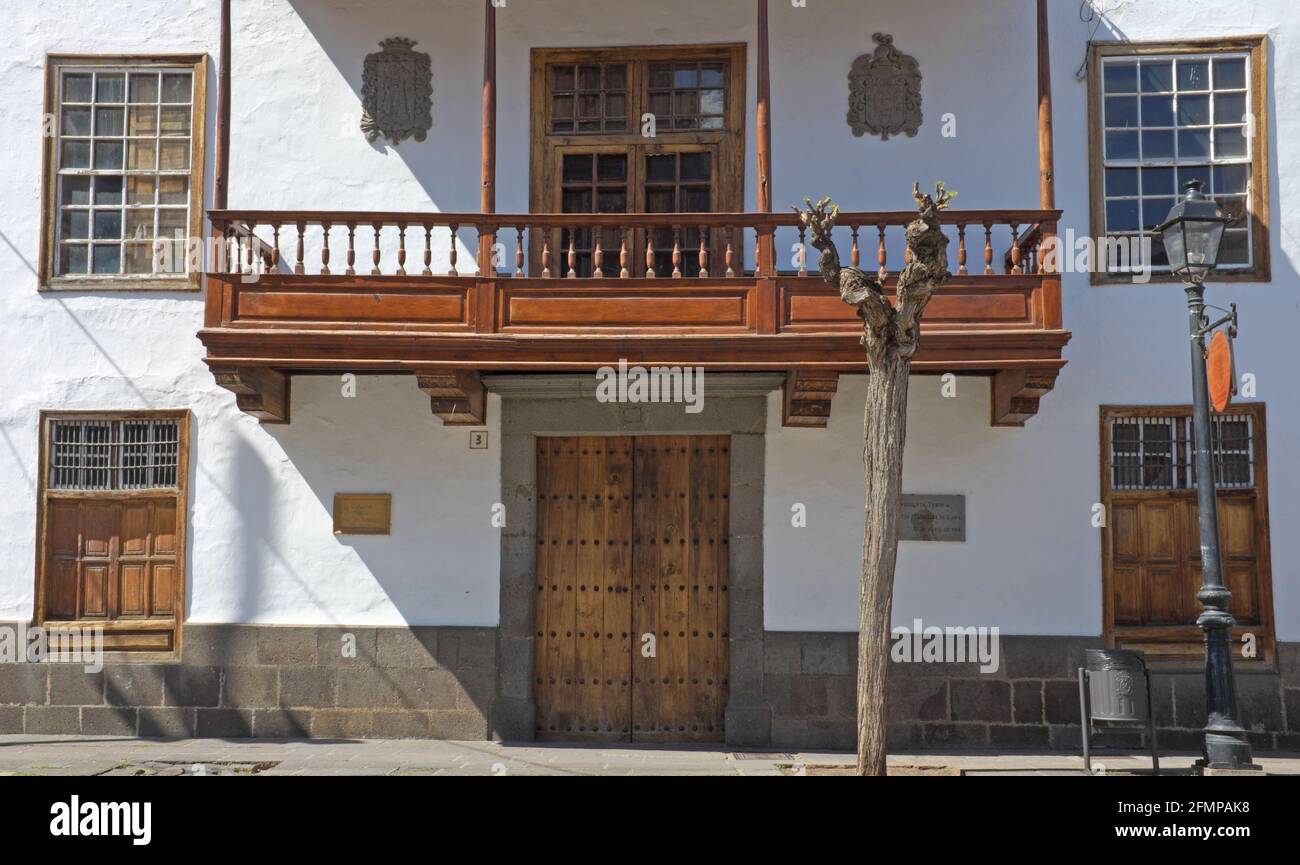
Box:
681, 187, 710, 212
129, 73, 159, 103
1103, 62, 1137, 93
1105, 131, 1139, 159
1177, 94, 1210, 126
93, 175, 123, 205
158, 176, 188, 205
1140, 62, 1172, 92
1140, 95, 1173, 127
699, 116, 723, 130
674, 91, 697, 116
128, 105, 158, 136
128, 139, 156, 170
125, 209, 154, 240
1218, 229, 1249, 265
63, 72, 93, 102
96, 74, 125, 103
701, 64, 726, 88
91, 244, 122, 274
125, 243, 155, 274
551, 65, 574, 92
94, 107, 124, 136
1215, 126, 1246, 158
674, 66, 697, 88
680, 152, 711, 182
1213, 164, 1249, 195
159, 105, 190, 136
1176, 59, 1209, 91
61, 107, 91, 136
577, 65, 600, 91
1214, 92, 1247, 125
1143, 198, 1175, 230
61, 209, 89, 239
1178, 165, 1212, 189
562, 154, 591, 183
61, 176, 91, 205
700, 89, 724, 116
605, 93, 627, 121
127, 176, 155, 205
648, 65, 672, 89
1141, 166, 1175, 196
1216, 196, 1248, 227
160, 73, 191, 103
60, 243, 89, 274
596, 155, 626, 182
551, 95, 573, 120
61, 140, 90, 168
645, 154, 676, 183
1105, 200, 1140, 232
1178, 128, 1210, 158
1105, 167, 1139, 197
1142, 130, 1175, 158
1214, 57, 1247, 90
605, 64, 627, 91
94, 140, 124, 169
93, 211, 122, 239
159, 139, 189, 170
649, 91, 671, 117
157, 209, 186, 238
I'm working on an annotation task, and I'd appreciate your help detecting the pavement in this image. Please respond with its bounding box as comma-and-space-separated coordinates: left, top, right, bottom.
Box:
1, 735, 1298, 775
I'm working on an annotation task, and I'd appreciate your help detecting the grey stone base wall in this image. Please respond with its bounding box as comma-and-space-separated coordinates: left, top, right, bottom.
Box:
764, 632, 1300, 752
0, 624, 496, 739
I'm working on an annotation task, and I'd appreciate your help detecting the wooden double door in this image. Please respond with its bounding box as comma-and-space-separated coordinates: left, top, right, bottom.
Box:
534, 435, 730, 741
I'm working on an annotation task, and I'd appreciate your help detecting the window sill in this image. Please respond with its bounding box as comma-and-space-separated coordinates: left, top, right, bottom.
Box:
40, 276, 199, 293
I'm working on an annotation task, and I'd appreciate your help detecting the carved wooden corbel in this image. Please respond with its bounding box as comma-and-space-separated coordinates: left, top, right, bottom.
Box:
416, 369, 486, 426
990, 367, 1060, 427
782, 369, 840, 428
211, 366, 291, 424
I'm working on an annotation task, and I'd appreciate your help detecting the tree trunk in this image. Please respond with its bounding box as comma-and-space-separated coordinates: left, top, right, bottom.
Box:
794, 185, 952, 778
856, 349, 910, 775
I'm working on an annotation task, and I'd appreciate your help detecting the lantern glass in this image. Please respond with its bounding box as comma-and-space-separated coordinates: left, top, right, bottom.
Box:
1156, 180, 1230, 283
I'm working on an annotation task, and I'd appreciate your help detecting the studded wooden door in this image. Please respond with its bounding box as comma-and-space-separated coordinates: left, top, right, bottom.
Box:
534, 435, 729, 742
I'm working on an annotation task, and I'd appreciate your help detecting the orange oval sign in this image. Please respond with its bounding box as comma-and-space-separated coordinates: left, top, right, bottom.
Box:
1207, 330, 1233, 413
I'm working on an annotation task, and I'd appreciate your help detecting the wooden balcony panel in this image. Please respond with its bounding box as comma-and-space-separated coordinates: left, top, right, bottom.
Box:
497, 278, 755, 333
225, 274, 475, 331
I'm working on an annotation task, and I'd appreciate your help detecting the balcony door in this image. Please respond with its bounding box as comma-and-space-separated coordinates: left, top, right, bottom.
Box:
530, 45, 746, 278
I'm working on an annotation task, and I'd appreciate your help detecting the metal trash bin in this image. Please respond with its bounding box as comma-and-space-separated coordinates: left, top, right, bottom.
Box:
1077, 649, 1159, 774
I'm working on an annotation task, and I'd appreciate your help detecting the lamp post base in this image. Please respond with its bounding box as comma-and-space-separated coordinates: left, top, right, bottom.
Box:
1197, 732, 1260, 772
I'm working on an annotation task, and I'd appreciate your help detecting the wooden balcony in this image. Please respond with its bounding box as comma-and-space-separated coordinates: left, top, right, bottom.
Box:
200, 208, 1069, 427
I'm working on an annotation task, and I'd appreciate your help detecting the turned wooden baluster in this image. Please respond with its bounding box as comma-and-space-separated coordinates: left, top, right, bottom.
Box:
724, 227, 735, 278
1008, 224, 1021, 274
245, 224, 255, 274
371, 223, 382, 275
850, 225, 860, 268
566, 227, 577, 278
541, 230, 552, 278
294, 222, 305, 275
983, 222, 994, 275
320, 222, 331, 275
393, 223, 405, 276
797, 224, 808, 276
515, 226, 525, 277
448, 224, 459, 276
956, 223, 968, 275
671, 228, 682, 278
698, 232, 708, 278
422, 224, 433, 276
876, 224, 887, 281
645, 233, 656, 278
592, 231, 604, 278
619, 228, 629, 278
345, 224, 356, 276
270, 224, 281, 271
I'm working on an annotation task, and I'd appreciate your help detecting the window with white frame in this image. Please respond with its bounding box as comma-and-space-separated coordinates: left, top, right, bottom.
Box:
50, 60, 202, 281
1094, 44, 1263, 277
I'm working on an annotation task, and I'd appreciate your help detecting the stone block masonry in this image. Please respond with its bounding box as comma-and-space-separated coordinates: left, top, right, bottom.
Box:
0, 624, 497, 739
763, 633, 1300, 752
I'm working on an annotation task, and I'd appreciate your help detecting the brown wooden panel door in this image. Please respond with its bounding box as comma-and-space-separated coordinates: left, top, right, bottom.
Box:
631, 436, 729, 742
534, 434, 729, 742
535, 436, 634, 739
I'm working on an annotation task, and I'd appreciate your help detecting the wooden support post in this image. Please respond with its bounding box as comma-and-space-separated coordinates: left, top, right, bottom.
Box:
417, 370, 487, 426
212, 366, 290, 424
1036, 0, 1055, 211
214, 0, 231, 211
755, 0, 775, 275
478, 0, 497, 277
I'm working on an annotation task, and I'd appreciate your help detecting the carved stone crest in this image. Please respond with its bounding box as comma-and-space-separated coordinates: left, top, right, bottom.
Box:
847, 33, 922, 140
361, 37, 432, 145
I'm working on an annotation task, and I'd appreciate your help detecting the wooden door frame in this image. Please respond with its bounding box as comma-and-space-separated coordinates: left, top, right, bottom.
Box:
33, 408, 191, 660
1098, 403, 1275, 667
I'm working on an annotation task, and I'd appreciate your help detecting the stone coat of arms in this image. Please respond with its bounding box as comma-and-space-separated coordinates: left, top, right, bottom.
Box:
847, 33, 922, 140
361, 37, 433, 145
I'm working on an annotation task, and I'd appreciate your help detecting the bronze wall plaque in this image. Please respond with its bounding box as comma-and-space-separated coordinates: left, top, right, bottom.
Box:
847, 32, 922, 140
900, 494, 965, 542
333, 493, 392, 535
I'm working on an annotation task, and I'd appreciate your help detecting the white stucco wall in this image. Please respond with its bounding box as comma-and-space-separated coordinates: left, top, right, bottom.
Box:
0, 0, 1295, 637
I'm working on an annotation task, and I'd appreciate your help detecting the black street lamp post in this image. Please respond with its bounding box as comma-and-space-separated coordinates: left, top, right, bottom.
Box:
1155, 180, 1257, 770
